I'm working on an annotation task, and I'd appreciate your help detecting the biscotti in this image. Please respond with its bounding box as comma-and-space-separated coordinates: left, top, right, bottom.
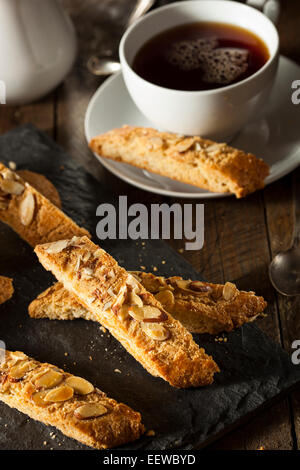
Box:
0, 349, 144, 449
0, 163, 89, 247
0, 276, 14, 305
89, 126, 269, 198
29, 273, 267, 335
34, 236, 219, 388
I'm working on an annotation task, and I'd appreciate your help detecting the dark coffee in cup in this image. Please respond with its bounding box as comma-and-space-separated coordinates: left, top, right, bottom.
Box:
132, 22, 269, 91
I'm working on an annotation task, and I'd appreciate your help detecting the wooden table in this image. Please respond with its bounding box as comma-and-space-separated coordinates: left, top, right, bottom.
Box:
1, 0, 299, 450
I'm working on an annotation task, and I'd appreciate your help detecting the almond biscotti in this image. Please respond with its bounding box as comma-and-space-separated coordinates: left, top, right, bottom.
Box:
89, 126, 269, 198
0, 350, 144, 449
29, 274, 266, 335
0, 163, 89, 247
34, 236, 219, 388
133, 273, 267, 334
0, 276, 14, 305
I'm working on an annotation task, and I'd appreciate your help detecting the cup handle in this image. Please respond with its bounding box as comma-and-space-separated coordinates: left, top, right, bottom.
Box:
246, 0, 280, 24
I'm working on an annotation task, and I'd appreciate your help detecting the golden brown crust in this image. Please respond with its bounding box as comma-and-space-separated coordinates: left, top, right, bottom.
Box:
29, 273, 266, 335
0, 163, 90, 247
89, 126, 269, 198
17, 170, 62, 208
0, 276, 14, 305
34, 236, 219, 388
0, 350, 144, 449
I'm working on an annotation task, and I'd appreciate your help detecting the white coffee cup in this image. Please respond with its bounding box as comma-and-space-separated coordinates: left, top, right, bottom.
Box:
119, 0, 279, 140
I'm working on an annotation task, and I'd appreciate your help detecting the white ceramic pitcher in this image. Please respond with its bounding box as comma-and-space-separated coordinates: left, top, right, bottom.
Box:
0, 0, 77, 105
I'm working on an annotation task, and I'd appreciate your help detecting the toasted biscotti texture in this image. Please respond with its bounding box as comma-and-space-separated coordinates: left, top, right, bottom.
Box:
29, 282, 95, 321
89, 126, 269, 198
0, 163, 90, 247
29, 273, 266, 335
34, 236, 219, 388
0, 350, 144, 449
17, 170, 62, 208
0, 276, 14, 305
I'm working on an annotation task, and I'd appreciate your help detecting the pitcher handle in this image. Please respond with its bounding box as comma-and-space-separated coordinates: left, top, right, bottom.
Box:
246, 0, 280, 24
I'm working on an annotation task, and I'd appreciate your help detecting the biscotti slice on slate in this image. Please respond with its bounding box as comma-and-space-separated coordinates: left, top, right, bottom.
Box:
0, 163, 89, 247
29, 272, 266, 335
89, 125, 269, 198
0, 349, 144, 449
34, 236, 219, 388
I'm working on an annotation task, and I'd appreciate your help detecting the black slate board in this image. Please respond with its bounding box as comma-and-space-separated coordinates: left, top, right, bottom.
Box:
0, 125, 299, 451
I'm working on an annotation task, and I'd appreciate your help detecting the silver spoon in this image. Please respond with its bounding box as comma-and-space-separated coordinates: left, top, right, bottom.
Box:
269, 177, 300, 296
87, 0, 155, 76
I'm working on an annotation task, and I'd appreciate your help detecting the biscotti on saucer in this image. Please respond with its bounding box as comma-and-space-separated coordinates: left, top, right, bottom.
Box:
89, 125, 269, 198
0, 163, 89, 247
29, 273, 266, 335
0, 350, 144, 449
34, 236, 219, 388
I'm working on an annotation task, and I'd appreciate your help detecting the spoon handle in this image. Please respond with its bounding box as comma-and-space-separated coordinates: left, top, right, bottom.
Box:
293, 171, 300, 247
127, 0, 156, 27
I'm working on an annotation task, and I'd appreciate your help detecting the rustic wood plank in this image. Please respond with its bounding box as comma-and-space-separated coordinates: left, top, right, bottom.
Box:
0, 94, 55, 137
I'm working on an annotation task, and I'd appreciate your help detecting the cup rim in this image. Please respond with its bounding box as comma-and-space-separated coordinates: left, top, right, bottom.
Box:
119, 0, 279, 96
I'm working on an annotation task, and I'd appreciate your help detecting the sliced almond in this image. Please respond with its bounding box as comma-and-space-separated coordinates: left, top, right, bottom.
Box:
141, 322, 170, 341
222, 282, 238, 301
0, 178, 24, 195
128, 291, 143, 307
9, 361, 37, 380
65, 376, 94, 395
128, 305, 166, 322
189, 281, 212, 293
31, 390, 49, 407
1, 168, 14, 180
8, 351, 27, 364
44, 239, 70, 254
19, 191, 35, 226
176, 138, 195, 153
44, 385, 74, 402
205, 143, 221, 153
74, 403, 107, 420
128, 305, 145, 321
155, 289, 175, 309
118, 305, 130, 321
35, 370, 63, 389
143, 305, 167, 322
175, 279, 190, 290
174, 279, 211, 296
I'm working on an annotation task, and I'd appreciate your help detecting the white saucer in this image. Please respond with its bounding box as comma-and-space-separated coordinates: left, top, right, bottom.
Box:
85, 56, 300, 199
